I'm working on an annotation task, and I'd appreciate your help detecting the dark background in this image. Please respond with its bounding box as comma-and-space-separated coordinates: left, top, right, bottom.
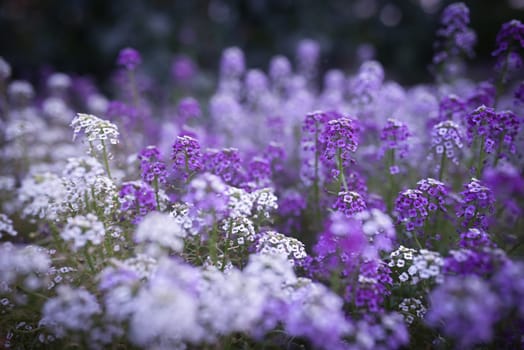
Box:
1, 0, 523, 87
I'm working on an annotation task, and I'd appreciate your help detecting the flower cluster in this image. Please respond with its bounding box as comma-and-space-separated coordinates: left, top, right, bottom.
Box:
456, 178, 495, 229
60, 214, 106, 251
2, 5, 524, 349
71, 113, 120, 154
172, 135, 203, 179
432, 2, 476, 75
492, 20, 524, 79
428, 120, 464, 172
388, 246, 444, 285
118, 181, 157, 223
137, 146, 167, 185
255, 231, 307, 266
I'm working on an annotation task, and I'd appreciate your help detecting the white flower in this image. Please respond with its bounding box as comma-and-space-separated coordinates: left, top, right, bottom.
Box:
39, 285, 101, 338
0, 214, 17, 239
255, 231, 307, 265
61, 214, 105, 251
70, 113, 119, 155
135, 212, 185, 253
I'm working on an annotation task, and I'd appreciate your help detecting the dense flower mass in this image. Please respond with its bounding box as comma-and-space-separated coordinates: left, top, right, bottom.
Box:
1, 3, 524, 349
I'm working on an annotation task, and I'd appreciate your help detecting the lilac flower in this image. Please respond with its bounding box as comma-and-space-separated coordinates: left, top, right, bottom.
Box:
492, 20, 524, 78
429, 120, 464, 170
117, 48, 142, 71
177, 97, 201, 123
220, 47, 245, 78
482, 161, 524, 219
432, 2, 476, 74
455, 178, 495, 229
138, 145, 167, 185
346, 259, 392, 312
379, 119, 410, 174
467, 81, 496, 108
425, 275, 500, 348
322, 116, 359, 168
443, 247, 508, 277
284, 282, 352, 350
203, 147, 244, 185
118, 181, 157, 224
437, 94, 467, 124
334, 191, 367, 217
171, 55, 196, 82
246, 156, 272, 188
172, 135, 203, 180
348, 61, 384, 104
40, 285, 101, 339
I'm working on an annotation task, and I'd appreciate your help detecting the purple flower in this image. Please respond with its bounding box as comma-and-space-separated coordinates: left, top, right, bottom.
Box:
346, 259, 392, 312
322, 116, 359, 166
203, 148, 245, 186
246, 157, 271, 188
119, 181, 157, 223
433, 3, 476, 65
171, 55, 196, 82
426, 275, 500, 348
334, 191, 367, 217
172, 135, 203, 180
138, 145, 167, 185
379, 118, 411, 160
117, 47, 142, 71
177, 97, 201, 123
220, 47, 245, 78
455, 178, 495, 229
429, 120, 464, 167
492, 20, 524, 77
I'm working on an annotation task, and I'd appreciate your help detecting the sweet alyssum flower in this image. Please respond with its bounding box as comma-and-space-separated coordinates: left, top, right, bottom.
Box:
60, 214, 106, 251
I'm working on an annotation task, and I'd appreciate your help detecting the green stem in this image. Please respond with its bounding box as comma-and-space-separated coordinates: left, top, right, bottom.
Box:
438, 151, 446, 181
83, 248, 96, 273
336, 148, 348, 192
101, 140, 112, 179
476, 135, 486, 178
153, 176, 161, 211
493, 133, 505, 167
209, 212, 218, 265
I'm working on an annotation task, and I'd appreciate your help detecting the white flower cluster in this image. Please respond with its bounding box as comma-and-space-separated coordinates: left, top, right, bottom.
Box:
255, 231, 307, 265
221, 216, 255, 245
251, 188, 278, 221
0, 243, 51, 289
354, 208, 396, 252
169, 203, 201, 236
430, 120, 464, 165
61, 157, 117, 215
226, 186, 254, 218
39, 285, 101, 338
0, 213, 17, 239
399, 297, 427, 325
134, 212, 186, 254
60, 214, 106, 251
71, 113, 119, 154
17, 172, 67, 221
98, 254, 351, 348
388, 246, 444, 285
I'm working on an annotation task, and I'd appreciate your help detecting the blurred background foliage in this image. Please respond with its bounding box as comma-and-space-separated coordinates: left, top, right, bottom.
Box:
1, 0, 523, 87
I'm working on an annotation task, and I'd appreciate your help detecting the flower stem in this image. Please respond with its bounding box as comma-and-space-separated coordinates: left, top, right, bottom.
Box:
438, 151, 446, 181
336, 148, 348, 192
153, 176, 161, 211
101, 140, 112, 179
